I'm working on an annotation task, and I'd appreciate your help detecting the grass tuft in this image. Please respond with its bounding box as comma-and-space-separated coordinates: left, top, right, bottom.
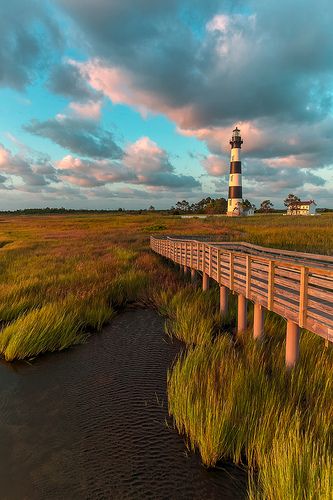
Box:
0, 303, 86, 361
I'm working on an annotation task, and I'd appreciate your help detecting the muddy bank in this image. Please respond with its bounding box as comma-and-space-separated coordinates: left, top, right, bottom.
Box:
0, 309, 246, 499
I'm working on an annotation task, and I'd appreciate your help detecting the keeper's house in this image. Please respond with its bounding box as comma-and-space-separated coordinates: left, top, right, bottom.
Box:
287, 200, 317, 216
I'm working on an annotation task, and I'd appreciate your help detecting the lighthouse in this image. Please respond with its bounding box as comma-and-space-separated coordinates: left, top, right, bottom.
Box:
227, 127, 243, 216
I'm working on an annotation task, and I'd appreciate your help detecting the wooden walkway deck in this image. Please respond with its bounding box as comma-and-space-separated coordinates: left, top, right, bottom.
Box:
151, 236, 333, 367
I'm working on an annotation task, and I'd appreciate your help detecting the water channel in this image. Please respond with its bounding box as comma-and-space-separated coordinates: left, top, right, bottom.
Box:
0, 309, 246, 499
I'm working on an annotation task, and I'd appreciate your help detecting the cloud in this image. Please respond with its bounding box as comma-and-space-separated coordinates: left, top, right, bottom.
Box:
47, 61, 100, 101
24, 116, 123, 159
57, 136, 201, 190
2, 1, 333, 207
0, 1, 62, 90
69, 100, 103, 120
55, 0, 333, 195
202, 154, 228, 176
0, 137, 201, 201
56, 0, 333, 126
0, 144, 57, 187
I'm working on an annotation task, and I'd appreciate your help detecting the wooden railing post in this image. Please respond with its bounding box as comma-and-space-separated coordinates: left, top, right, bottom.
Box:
286, 321, 300, 368
246, 255, 251, 299
185, 241, 188, 268
217, 249, 221, 284
299, 266, 309, 328
253, 303, 265, 340
237, 294, 247, 334
268, 261, 275, 310
203, 244, 206, 273
229, 253, 234, 291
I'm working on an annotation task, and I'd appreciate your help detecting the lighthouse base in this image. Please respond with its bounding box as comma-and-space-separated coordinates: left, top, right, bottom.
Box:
227, 211, 243, 217
227, 198, 243, 217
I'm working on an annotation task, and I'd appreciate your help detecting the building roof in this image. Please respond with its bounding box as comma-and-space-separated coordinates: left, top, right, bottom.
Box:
288, 200, 317, 207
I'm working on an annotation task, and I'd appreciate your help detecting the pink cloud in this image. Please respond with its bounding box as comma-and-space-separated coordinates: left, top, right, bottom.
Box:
179, 121, 265, 155
124, 136, 171, 175
69, 100, 102, 120
71, 59, 196, 127
265, 156, 311, 168
66, 59, 333, 174
0, 145, 11, 165
56, 136, 200, 190
202, 155, 228, 176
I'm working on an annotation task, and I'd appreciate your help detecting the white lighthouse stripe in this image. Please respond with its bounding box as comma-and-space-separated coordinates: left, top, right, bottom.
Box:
229, 174, 242, 186
230, 148, 240, 161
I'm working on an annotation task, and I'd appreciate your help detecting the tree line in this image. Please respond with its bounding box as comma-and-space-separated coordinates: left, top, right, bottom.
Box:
167, 193, 318, 214
168, 197, 254, 214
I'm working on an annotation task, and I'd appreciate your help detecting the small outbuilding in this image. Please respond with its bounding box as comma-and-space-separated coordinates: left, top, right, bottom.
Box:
244, 207, 255, 216
287, 200, 317, 216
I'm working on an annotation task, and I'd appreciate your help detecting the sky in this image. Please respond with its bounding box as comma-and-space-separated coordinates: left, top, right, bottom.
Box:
0, 0, 332, 210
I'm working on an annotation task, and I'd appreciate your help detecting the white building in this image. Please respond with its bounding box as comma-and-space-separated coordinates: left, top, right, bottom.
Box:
244, 206, 255, 216
287, 200, 317, 216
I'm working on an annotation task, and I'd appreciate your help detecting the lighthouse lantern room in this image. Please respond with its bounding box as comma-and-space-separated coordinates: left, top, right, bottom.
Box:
227, 127, 243, 216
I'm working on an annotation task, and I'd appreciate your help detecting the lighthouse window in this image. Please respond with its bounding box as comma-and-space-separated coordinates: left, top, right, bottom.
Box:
231, 175, 233, 182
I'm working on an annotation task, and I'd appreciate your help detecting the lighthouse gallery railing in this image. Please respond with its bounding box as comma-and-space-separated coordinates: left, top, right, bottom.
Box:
150, 236, 333, 343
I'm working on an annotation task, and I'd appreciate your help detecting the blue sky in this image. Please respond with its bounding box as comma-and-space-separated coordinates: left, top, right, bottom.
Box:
0, 0, 332, 209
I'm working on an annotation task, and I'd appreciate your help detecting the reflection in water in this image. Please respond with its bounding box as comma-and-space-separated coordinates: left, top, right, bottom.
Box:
0, 309, 246, 499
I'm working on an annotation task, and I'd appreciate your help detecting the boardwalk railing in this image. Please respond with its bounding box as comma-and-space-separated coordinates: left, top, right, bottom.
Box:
151, 236, 333, 367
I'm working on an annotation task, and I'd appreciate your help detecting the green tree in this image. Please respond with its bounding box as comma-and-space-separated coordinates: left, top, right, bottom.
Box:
284, 193, 300, 207
175, 200, 191, 212
242, 199, 253, 209
259, 200, 274, 213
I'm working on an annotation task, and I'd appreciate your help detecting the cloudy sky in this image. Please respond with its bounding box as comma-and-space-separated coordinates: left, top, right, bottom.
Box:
0, 0, 332, 209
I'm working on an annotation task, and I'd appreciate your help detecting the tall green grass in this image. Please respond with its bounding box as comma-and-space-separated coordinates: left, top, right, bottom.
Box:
0, 303, 86, 361
0, 214, 186, 360
165, 287, 333, 498
162, 287, 221, 345
249, 420, 333, 500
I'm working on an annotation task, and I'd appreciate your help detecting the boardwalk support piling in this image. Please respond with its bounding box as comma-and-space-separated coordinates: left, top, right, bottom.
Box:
253, 303, 265, 340
184, 265, 189, 275
220, 285, 229, 316
202, 272, 209, 291
286, 321, 300, 368
237, 294, 247, 334
191, 268, 196, 282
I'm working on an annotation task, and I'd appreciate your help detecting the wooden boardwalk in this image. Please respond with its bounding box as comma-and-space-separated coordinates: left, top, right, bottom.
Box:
151, 236, 333, 367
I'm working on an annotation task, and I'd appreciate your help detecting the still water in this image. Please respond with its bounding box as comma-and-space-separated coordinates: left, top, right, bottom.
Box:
0, 309, 246, 499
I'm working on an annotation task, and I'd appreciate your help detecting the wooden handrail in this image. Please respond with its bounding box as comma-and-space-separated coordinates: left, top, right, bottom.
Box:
150, 235, 333, 345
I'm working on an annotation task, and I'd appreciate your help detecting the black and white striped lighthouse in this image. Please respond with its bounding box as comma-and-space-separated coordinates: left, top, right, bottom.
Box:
227, 127, 243, 216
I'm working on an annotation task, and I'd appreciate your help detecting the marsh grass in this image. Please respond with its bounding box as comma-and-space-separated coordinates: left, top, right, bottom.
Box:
0, 214, 187, 360
248, 421, 333, 500
108, 270, 149, 308
163, 288, 221, 345
0, 302, 86, 361
165, 285, 333, 498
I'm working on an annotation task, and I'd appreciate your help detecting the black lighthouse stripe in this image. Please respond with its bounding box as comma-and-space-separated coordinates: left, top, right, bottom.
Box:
228, 186, 242, 199
230, 161, 242, 174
